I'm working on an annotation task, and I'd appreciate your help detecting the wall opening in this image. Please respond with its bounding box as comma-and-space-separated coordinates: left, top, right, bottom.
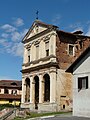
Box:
25, 78, 30, 102
34, 76, 39, 109
43, 74, 50, 102
63, 105, 65, 109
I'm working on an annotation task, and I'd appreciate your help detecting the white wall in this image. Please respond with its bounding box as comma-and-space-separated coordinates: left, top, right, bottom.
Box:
73, 52, 90, 117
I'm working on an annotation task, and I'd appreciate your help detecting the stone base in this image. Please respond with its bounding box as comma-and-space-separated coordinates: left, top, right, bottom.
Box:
21, 102, 30, 108
29, 103, 35, 111
38, 102, 58, 112
21, 102, 71, 112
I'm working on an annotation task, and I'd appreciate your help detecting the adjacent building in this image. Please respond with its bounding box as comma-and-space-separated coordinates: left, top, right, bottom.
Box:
66, 46, 90, 117
0, 80, 22, 105
21, 20, 90, 112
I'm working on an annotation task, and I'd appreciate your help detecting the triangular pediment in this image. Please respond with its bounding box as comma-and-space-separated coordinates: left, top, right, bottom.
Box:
23, 20, 49, 41
22, 20, 58, 42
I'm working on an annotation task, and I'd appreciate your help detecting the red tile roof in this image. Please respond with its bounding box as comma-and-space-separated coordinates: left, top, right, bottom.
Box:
0, 94, 21, 100
0, 80, 22, 89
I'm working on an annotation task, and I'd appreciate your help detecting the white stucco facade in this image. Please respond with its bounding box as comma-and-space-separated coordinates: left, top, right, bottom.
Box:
21, 20, 73, 112
73, 50, 90, 117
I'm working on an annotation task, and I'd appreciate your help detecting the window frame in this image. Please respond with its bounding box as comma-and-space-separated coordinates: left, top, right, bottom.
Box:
78, 76, 88, 91
68, 44, 74, 56
45, 41, 49, 57
36, 45, 39, 59
27, 49, 30, 62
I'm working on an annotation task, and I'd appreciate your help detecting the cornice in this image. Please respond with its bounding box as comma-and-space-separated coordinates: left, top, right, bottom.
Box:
21, 62, 59, 73
22, 55, 56, 67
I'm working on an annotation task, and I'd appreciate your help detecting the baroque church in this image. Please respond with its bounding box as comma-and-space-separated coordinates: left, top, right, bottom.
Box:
21, 20, 90, 112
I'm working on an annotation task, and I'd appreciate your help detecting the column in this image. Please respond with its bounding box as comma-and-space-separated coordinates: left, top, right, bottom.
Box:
50, 70, 56, 103
39, 74, 44, 103
21, 77, 26, 103
30, 76, 35, 103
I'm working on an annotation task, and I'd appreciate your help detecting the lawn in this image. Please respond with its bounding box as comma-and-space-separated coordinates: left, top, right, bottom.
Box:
13, 111, 72, 120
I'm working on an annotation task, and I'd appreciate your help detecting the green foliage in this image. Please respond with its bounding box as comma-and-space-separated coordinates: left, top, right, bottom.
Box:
0, 104, 19, 111
13, 111, 72, 120
13, 117, 26, 120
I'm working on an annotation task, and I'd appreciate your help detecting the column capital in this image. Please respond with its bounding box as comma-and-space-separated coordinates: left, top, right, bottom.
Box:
49, 69, 56, 73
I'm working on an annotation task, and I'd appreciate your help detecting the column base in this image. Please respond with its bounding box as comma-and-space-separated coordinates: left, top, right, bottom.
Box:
21, 102, 30, 108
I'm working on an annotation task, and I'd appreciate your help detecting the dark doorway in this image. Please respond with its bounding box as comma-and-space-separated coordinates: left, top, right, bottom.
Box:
34, 76, 39, 109
25, 78, 30, 102
43, 74, 50, 102
63, 105, 65, 109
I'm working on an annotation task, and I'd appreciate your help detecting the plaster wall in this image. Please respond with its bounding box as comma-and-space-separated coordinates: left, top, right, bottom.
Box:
56, 69, 73, 111
73, 52, 90, 117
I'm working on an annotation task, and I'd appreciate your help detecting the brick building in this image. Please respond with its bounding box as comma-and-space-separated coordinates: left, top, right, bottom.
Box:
0, 80, 22, 105
21, 20, 90, 112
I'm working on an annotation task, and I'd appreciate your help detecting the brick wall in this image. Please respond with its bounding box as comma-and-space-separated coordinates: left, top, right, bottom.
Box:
56, 31, 90, 70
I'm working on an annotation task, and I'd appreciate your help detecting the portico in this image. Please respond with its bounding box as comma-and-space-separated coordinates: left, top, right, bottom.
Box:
21, 68, 57, 111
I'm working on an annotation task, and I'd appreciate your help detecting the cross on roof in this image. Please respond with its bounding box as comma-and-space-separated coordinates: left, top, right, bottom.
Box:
36, 10, 39, 20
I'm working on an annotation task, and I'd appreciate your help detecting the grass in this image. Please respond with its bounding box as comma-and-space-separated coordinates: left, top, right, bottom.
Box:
13, 111, 72, 120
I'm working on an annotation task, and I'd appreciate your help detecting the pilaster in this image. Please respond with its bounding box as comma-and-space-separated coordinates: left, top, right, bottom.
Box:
50, 68, 56, 103
39, 74, 44, 103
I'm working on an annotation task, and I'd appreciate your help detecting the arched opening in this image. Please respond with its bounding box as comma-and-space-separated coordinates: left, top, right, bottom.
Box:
34, 76, 39, 109
43, 74, 50, 102
25, 78, 30, 102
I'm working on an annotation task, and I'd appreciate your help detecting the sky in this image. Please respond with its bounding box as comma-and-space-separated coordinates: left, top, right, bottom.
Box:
0, 0, 90, 80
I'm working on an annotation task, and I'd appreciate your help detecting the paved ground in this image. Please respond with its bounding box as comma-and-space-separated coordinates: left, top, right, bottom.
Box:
29, 114, 90, 120
44, 116, 90, 120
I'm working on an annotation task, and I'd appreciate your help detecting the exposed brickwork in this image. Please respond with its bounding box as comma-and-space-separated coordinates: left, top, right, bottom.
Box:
56, 31, 90, 70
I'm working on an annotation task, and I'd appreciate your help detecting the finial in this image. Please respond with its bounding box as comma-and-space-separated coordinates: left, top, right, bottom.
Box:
36, 10, 39, 20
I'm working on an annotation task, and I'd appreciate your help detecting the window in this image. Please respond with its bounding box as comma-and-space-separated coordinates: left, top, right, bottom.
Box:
63, 105, 65, 109
79, 41, 83, 49
9, 99, 13, 103
28, 49, 30, 62
4, 89, 8, 94
46, 49, 49, 56
11, 90, 17, 95
68, 45, 74, 55
78, 76, 88, 90
36, 45, 39, 59
45, 42, 49, 56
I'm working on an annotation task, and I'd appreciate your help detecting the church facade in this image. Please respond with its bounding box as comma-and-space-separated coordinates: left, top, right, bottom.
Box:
21, 20, 90, 112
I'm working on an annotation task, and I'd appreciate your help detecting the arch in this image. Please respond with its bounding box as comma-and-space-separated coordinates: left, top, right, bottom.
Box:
34, 75, 39, 109
43, 73, 50, 102
25, 78, 30, 102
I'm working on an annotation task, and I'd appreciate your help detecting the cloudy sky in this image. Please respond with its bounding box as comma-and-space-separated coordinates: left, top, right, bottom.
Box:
0, 0, 90, 80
